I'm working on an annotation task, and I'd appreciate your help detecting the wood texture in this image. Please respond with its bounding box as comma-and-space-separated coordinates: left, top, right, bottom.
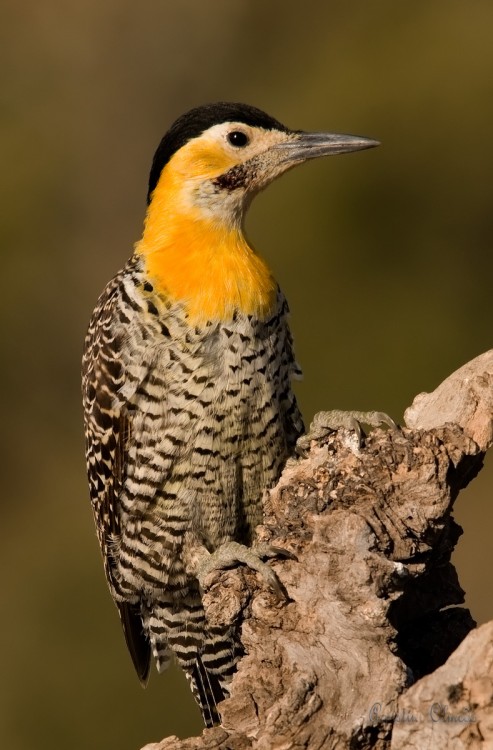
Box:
141, 349, 493, 750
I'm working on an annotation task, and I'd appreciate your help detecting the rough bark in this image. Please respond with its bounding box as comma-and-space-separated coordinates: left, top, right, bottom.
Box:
142, 350, 493, 750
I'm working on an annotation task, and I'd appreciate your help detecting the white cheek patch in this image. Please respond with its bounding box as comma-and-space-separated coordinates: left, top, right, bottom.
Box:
183, 127, 298, 225
192, 180, 245, 226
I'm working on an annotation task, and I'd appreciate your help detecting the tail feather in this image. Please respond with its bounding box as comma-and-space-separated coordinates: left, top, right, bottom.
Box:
187, 626, 240, 727
117, 601, 151, 686
189, 656, 226, 727
145, 594, 240, 726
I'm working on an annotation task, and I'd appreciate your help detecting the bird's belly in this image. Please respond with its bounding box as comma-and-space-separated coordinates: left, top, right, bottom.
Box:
187, 385, 287, 549
161, 349, 288, 548
118, 313, 297, 595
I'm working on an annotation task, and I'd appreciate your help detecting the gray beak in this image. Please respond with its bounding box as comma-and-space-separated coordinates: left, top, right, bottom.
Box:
275, 131, 380, 163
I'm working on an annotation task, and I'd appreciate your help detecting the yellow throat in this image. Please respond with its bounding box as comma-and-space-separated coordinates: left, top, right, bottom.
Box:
135, 156, 277, 325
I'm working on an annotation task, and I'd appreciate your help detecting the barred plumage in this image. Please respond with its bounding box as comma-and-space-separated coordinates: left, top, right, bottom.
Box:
82, 102, 378, 726
82, 253, 303, 722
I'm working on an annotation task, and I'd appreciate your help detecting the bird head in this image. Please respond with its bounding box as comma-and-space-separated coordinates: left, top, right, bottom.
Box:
145, 102, 379, 229
137, 103, 379, 323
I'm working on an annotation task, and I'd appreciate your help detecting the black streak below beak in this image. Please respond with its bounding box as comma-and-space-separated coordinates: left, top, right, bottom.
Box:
276, 131, 380, 163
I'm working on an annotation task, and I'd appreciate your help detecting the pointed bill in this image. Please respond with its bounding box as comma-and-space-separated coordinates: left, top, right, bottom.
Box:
275, 131, 380, 163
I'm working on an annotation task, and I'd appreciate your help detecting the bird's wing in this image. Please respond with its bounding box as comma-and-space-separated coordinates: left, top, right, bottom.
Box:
82, 274, 151, 684
277, 290, 305, 446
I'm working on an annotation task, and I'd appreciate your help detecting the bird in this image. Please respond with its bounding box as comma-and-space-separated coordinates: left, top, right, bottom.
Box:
82, 101, 385, 727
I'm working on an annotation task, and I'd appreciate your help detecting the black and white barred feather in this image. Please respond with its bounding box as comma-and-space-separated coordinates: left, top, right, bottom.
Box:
82, 253, 303, 725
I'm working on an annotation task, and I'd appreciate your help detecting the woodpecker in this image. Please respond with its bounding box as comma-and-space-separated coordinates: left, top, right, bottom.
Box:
82, 102, 384, 727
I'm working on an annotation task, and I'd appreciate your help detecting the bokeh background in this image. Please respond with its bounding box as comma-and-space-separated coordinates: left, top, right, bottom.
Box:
2, 1, 492, 748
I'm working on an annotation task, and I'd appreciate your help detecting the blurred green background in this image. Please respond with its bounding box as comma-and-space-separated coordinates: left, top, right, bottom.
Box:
2, 1, 492, 748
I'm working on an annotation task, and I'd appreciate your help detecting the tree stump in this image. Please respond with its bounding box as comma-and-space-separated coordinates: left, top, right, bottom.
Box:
142, 350, 493, 750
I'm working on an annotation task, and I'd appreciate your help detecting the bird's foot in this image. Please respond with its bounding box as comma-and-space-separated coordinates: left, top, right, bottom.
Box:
296, 409, 397, 455
196, 541, 294, 598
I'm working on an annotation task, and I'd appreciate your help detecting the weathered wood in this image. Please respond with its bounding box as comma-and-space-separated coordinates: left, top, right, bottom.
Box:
390, 621, 493, 749
142, 350, 493, 750
404, 349, 493, 452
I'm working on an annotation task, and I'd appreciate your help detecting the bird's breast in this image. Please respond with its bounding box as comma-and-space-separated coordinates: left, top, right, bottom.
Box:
136, 200, 278, 325
118, 276, 301, 569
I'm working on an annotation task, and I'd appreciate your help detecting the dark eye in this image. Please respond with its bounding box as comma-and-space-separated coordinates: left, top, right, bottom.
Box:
227, 130, 249, 147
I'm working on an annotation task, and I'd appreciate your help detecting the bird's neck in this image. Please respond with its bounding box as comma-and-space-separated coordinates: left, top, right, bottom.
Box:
135, 177, 277, 325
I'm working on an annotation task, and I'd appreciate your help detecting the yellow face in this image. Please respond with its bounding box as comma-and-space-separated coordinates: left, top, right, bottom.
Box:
135, 116, 377, 324
167, 125, 244, 180
149, 122, 298, 227
136, 122, 295, 323
168, 122, 293, 176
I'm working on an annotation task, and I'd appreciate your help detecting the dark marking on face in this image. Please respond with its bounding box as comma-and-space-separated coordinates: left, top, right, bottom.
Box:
212, 162, 254, 191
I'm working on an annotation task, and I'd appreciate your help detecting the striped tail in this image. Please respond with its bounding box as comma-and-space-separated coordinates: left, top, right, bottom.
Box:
143, 592, 240, 727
